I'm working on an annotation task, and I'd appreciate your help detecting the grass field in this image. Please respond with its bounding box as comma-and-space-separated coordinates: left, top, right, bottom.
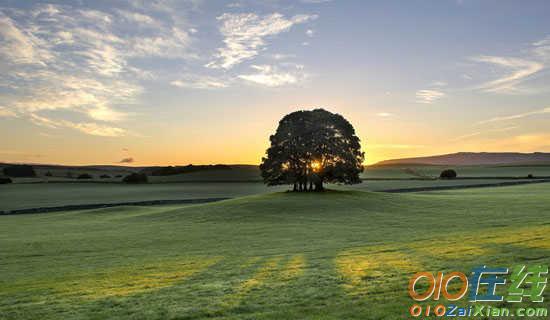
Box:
2, 178, 541, 212
363, 164, 550, 179
1, 183, 549, 319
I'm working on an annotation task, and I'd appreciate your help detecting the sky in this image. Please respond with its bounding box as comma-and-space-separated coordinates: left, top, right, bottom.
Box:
1, 0, 550, 165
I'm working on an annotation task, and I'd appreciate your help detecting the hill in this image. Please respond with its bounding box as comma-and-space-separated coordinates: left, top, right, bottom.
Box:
0, 162, 261, 182
1, 184, 549, 319
373, 152, 550, 166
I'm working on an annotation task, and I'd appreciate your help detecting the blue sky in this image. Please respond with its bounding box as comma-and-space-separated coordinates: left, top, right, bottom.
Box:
1, 0, 550, 165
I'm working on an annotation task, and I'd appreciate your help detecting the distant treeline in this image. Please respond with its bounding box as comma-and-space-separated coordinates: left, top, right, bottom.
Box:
2, 165, 37, 177
141, 164, 232, 176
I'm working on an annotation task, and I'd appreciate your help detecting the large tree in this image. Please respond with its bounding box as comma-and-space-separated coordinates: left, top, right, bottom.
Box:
260, 109, 364, 191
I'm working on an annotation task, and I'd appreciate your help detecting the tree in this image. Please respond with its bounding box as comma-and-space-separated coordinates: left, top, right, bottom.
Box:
0, 177, 12, 184
3, 165, 36, 177
440, 169, 457, 179
77, 173, 93, 179
122, 173, 148, 184
260, 108, 364, 191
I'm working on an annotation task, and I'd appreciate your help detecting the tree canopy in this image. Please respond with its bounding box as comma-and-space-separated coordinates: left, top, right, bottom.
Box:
260, 108, 364, 191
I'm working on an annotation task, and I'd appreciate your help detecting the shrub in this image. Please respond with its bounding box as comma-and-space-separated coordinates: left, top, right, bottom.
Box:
45, 171, 53, 177
77, 173, 93, 179
115, 174, 122, 178
123, 173, 148, 184
3, 165, 36, 177
100, 174, 111, 179
0, 177, 12, 184
440, 169, 457, 179
527, 174, 534, 179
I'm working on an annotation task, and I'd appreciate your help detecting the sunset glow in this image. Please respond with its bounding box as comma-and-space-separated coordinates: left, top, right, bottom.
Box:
1, 1, 549, 166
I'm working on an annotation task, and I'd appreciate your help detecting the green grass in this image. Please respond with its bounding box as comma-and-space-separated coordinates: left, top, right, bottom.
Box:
0, 182, 286, 211
364, 164, 550, 179
1, 178, 541, 212
1, 183, 549, 319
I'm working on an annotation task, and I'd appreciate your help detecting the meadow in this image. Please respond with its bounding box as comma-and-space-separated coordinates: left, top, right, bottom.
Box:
1, 178, 542, 212
1, 183, 549, 319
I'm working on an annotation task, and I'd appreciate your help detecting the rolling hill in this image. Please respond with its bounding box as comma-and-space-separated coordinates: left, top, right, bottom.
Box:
372, 152, 550, 166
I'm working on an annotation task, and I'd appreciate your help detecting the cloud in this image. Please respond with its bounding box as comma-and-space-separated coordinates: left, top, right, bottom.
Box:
0, 3, 196, 136
477, 107, 550, 125
118, 157, 134, 163
415, 89, 446, 104
301, 0, 334, 3
471, 55, 544, 94
0, 107, 17, 118
306, 29, 314, 37
207, 12, 317, 69
170, 76, 229, 89
376, 112, 393, 117
115, 9, 156, 26
532, 36, 550, 61
0, 14, 53, 65
237, 64, 307, 87
29, 113, 126, 137
452, 126, 518, 142
368, 144, 426, 149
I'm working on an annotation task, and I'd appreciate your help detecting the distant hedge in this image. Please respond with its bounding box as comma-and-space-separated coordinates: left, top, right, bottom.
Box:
100, 174, 111, 179
440, 169, 457, 179
77, 173, 93, 179
0, 177, 12, 184
123, 173, 148, 184
143, 164, 231, 176
3, 165, 36, 177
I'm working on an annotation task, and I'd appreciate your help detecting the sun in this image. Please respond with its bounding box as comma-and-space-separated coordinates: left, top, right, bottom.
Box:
310, 161, 321, 172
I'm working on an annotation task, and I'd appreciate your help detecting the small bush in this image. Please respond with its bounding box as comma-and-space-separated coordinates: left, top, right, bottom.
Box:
0, 177, 12, 184
3, 165, 36, 177
77, 173, 93, 179
440, 169, 457, 179
45, 171, 53, 177
115, 174, 122, 178
100, 174, 111, 179
527, 174, 534, 179
123, 173, 148, 184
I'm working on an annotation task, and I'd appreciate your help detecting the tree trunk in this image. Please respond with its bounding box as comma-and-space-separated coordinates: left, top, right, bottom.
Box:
315, 181, 324, 192
293, 183, 297, 192
309, 181, 313, 191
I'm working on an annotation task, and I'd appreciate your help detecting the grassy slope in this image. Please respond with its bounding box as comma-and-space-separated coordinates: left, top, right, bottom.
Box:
0, 183, 286, 211
0, 178, 539, 211
364, 164, 550, 179
1, 183, 549, 319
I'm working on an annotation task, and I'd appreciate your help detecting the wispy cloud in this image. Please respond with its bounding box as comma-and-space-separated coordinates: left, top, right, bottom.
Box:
477, 107, 550, 125
368, 144, 426, 149
238, 64, 307, 87
376, 112, 393, 117
118, 157, 134, 163
0, 14, 53, 66
0, 106, 17, 118
415, 89, 446, 104
452, 126, 518, 142
0, 3, 195, 136
471, 55, 544, 94
29, 114, 126, 137
532, 36, 550, 61
170, 76, 229, 89
207, 12, 317, 69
